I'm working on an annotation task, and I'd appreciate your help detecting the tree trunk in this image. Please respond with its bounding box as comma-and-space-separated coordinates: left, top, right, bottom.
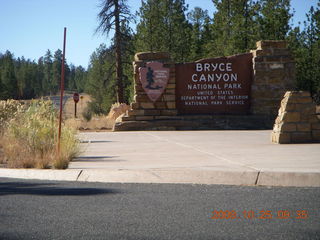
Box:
114, 0, 124, 103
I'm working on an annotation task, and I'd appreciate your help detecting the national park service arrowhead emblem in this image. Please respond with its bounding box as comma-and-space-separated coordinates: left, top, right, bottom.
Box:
139, 62, 169, 102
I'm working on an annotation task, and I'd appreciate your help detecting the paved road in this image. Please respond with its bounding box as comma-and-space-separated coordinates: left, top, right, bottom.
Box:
0, 178, 319, 240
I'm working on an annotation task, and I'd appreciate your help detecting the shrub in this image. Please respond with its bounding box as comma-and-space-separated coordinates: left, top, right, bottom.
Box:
1, 99, 80, 169
0, 100, 24, 133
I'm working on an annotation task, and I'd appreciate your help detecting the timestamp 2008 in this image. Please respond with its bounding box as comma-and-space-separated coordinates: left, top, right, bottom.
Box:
210, 210, 308, 220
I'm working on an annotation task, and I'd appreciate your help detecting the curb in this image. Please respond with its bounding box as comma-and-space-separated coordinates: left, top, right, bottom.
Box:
1, 168, 320, 187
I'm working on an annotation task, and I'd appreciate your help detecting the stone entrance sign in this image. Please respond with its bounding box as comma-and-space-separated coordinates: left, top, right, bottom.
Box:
176, 53, 253, 114
139, 62, 170, 102
115, 41, 296, 131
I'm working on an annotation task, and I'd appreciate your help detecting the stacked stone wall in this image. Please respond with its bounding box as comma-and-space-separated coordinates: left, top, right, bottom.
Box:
271, 91, 320, 143
250, 41, 295, 119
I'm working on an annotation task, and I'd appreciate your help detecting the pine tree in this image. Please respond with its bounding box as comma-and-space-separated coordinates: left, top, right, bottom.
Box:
96, 0, 133, 103
258, 0, 293, 40
208, 0, 260, 57
86, 44, 116, 113
43, 50, 53, 95
187, 7, 211, 60
52, 49, 62, 94
0, 51, 17, 99
135, 0, 191, 62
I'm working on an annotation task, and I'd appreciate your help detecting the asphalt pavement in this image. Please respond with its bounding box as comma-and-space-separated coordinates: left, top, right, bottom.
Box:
0, 177, 319, 240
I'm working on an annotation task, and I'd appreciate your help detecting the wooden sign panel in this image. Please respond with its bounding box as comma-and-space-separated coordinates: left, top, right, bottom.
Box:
176, 53, 253, 114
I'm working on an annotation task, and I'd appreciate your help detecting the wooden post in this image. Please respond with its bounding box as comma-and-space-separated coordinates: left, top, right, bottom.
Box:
58, 27, 67, 155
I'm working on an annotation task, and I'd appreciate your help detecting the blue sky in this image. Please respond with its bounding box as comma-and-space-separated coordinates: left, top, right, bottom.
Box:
0, 0, 318, 68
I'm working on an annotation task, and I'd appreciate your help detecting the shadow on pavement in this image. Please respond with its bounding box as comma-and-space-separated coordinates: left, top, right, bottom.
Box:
0, 181, 121, 196
72, 156, 123, 162
80, 140, 113, 143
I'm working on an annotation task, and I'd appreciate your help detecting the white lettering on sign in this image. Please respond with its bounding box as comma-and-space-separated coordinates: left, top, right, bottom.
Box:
191, 73, 238, 82
195, 62, 233, 72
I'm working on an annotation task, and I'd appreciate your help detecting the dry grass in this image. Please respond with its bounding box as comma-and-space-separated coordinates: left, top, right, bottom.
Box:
65, 102, 130, 131
1, 99, 80, 169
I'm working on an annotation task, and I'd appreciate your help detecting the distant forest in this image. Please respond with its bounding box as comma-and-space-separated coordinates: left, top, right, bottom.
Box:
1, 0, 319, 113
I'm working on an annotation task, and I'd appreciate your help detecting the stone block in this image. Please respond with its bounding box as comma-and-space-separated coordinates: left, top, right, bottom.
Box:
160, 110, 178, 116
165, 89, 175, 95
130, 102, 140, 110
298, 97, 313, 104
291, 132, 312, 143
163, 95, 176, 101
155, 102, 167, 109
256, 40, 287, 49
253, 62, 268, 70
134, 74, 140, 84
254, 56, 264, 62
269, 63, 284, 69
280, 122, 297, 132
166, 102, 176, 109
127, 109, 145, 116
121, 116, 136, 121
168, 78, 176, 84
140, 102, 155, 109
271, 131, 291, 144
134, 52, 170, 61
264, 56, 282, 62
296, 123, 311, 132
282, 111, 300, 122
312, 123, 320, 130
166, 84, 176, 89
280, 56, 294, 62
272, 48, 290, 56
309, 115, 320, 123
267, 76, 283, 84
135, 116, 154, 121
290, 91, 311, 97
280, 102, 295, 112
312, 130, 320, 141
135, 95, 151, 102
251, 49, 273, 57
144, 109, 160, 116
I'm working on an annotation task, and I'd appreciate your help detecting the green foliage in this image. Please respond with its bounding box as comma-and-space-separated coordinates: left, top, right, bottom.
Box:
135, 0, 191, 62
288, 3, 320, 103
0, 49, 87, 100
259, 0, 293, 40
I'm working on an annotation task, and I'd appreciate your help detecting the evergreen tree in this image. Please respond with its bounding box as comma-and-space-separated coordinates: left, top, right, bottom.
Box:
74, 66, 87, 92
258, 0, 293, 40
0, 51, 17, 99
86, 44, 116, 114
43, 50, 53, 95
187, 7, 211, 60
288, 3, 320, 102
52, 49, 62, 94
96, 0, 133, 103
208, 0, 260, 57
135, 0, 191, 62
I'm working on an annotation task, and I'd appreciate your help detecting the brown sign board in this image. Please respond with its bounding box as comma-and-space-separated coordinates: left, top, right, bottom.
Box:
176, 53, 253, 114
139, 62, 169, 102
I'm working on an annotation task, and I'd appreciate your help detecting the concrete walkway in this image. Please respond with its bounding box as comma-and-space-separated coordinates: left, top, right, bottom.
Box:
1, 130, 320, 186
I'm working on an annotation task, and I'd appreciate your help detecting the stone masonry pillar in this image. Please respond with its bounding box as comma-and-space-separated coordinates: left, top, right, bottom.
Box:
114, 52, 177, 130
250, 40, 295, 121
